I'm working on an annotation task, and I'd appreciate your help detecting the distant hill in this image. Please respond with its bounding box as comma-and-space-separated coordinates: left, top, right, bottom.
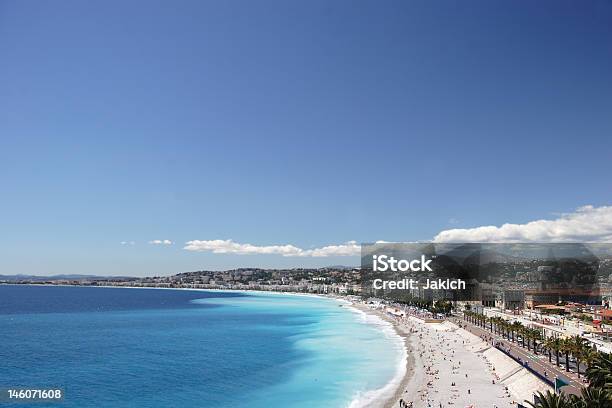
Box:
324, 265, 356, 270
0, 274, 137, 281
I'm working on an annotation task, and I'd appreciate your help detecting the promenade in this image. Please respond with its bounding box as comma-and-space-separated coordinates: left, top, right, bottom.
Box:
454, 316, 584, 396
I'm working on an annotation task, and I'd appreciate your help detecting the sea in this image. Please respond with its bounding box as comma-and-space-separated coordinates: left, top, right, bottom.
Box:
0, 285, 405, 408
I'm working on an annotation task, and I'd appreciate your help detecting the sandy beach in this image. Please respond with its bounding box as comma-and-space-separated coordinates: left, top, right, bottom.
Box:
353, 303, 552, 408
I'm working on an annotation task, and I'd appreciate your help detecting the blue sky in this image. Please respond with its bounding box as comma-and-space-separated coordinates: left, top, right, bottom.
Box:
1, 1, 611, 276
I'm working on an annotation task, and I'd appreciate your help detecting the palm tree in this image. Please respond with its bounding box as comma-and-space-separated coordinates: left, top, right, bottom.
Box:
501, 319, 510, 339
550, 338, 562, 367
586, 351, 612, 390
571, 335, 588, 378
574, 347, 584, 378
544, 338, 555, 363
526, 390, 574, 408
558, 338, 572, 372
500, 319, 509, 339
532, 329, 542, 355
571, 386, 612, 408
582, 346, 599, 378
505, 319, 512, 340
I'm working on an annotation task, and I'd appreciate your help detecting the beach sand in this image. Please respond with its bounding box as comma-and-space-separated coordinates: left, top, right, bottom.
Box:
353, 303, 551, 408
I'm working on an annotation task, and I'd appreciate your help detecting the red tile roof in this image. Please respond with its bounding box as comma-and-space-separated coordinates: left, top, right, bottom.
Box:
595, 309, 612, 317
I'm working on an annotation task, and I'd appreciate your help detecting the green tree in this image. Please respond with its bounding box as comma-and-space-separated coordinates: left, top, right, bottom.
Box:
550, 338, 562, 367
569, 386, 612, 408
582, 347, 599, 376
586, 351, 612, 390
532, 329, 542, 355
544, 337, 555, 364
570, 335, 588, 378
560, 338, 573, 373
526, 390, 574, 408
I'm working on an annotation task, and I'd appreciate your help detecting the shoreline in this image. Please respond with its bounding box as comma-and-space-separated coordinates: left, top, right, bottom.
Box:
2, 284, 410, 408
160, 287, 412, 408
131, 286, 412, 408
1, 284, 553, 407
348, 302, 414, 408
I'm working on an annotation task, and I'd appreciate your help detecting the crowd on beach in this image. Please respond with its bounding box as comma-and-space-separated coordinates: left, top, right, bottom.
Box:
371, 305, 521, 408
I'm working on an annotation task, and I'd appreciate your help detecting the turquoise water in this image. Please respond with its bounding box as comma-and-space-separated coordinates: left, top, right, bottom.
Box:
0, 286, 404, 408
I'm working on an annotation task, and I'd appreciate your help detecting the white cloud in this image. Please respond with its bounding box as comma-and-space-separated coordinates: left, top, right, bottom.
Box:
181, 205, 612, 257
149, 239, 173, 245
433, 205, 612, 243
184, 240, 302, 255
120, 241, 135, 245
301, 241, 360, 257
183, 239, 360, 257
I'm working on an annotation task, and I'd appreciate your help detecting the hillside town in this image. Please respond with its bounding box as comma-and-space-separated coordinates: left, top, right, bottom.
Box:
0, 267, 364, 294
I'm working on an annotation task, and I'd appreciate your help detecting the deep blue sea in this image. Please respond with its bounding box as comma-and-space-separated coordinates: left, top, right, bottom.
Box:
0, 285, 404, 408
